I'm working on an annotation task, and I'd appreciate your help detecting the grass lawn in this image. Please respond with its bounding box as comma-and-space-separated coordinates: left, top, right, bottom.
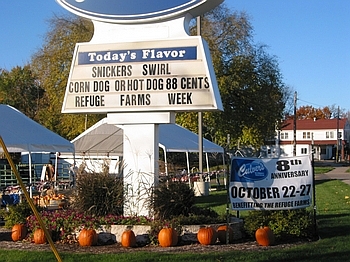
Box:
314, 166, 334, 174
0, 180, 349, 261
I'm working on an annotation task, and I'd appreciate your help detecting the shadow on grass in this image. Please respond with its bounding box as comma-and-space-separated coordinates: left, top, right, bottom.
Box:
315, 179, 335, 186
262, 249, 350, 262
316, 212, 350, 239
194, 190, 227, 209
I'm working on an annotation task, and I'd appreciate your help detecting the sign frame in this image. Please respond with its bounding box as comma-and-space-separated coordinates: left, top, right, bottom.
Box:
61, 36, 223, 114
56, 0, 224, 24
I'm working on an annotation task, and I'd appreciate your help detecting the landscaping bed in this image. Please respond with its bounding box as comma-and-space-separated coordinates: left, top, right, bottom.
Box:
0, 227, 307, 254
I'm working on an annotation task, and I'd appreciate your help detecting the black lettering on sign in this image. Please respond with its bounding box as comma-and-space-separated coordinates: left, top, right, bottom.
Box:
120, 94, 151, 106
69, 81, 90, 93
168, 92, 192, 104
142, 64, 171, 75
75, 95, 105, 107
180, 77, 210, 89
115, 79, 145, 91
91, 65, 132, 78
93, 80, 110, 92
231, 186, 280, 199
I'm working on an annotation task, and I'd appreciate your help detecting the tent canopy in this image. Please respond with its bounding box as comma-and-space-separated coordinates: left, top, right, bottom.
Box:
158, 124, 223, 153
0, 104, 74, 153
72, 118, 123, 156
71, 118, 223, 155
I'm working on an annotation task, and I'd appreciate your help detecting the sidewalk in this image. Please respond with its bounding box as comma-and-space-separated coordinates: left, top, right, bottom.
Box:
315, 166, 350, 186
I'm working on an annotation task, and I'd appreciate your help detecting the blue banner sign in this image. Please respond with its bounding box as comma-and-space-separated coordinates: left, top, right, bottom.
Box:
78, 47, 197, 65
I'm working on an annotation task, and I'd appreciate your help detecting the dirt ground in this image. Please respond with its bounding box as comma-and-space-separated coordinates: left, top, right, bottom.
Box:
0, 227, 307, 254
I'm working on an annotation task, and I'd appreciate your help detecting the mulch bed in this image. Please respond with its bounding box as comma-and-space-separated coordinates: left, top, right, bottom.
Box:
0, 227, 308, 254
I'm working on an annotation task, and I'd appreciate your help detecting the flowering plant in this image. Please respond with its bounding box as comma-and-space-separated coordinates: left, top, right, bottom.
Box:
26, 209, 153, 242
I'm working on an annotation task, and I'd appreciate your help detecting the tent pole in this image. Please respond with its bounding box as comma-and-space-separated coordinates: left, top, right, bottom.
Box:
164, 148, 168, 176
205, 152, 209, 173
55, 152, 58, 186
186, 151, 190, 188
222, 152, 226, 188
186, 152, 190, 175
29, 151, 32, 198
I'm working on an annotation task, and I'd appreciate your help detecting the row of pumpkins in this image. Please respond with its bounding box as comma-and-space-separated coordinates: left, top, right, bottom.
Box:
154, 225, 275, 247
11, 224, 275, 247
11, 224, 99, 246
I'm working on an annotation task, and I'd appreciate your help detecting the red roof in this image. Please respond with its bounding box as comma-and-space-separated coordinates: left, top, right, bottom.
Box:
281, 118, 347, 131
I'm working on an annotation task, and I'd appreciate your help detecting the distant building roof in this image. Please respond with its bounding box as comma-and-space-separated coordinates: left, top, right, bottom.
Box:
280, 118, 348, 131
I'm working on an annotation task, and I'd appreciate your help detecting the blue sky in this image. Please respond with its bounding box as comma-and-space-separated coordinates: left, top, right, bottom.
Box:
1, 0, 349, 111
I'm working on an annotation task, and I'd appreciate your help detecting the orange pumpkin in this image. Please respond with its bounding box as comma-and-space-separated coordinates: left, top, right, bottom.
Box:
217, 225, 234, 244
33, 228, 49, 244
197, 226, 217, 245
78, 228, 97, 246
121, 229, 136, 247
11, 224, 27, 242
158, 227, 178, 247
255, 226, 275, 246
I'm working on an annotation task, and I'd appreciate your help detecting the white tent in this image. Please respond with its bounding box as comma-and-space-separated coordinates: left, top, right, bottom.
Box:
0, 105, 75, 195
0, 105, 74, 153
72, 118, 123, 156
158, 124, 224, 175
71, 118, 224, 174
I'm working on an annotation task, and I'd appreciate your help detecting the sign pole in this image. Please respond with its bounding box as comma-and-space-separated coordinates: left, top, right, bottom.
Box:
197, 15, 203, 176
311, 133, 318, 238
225, 134, 231, 244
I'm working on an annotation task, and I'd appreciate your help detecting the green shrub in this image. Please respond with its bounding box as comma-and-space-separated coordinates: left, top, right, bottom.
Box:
243, 209, 314, 240
176, 212, 223, 225
151, 181, 196, 219
0, 201, 34, 228
73, 172, 124, 216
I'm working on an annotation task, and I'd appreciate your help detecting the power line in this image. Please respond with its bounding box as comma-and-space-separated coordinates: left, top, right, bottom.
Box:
297, 98, 327, 108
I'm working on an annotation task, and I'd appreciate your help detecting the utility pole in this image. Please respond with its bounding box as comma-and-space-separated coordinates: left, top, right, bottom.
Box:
293, 91, 297, 156
336, 106, 340, 162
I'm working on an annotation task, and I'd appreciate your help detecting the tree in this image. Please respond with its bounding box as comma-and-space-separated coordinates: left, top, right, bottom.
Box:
176, 5, 288, 149
30, 15, 104, 140
0, 66, 44, 119
291, 105, 346, 120
29, 5, 289, 146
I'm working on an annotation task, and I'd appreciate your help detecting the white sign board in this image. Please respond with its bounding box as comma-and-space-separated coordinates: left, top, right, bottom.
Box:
230, 156, 313, 211
61, 37, 223, 113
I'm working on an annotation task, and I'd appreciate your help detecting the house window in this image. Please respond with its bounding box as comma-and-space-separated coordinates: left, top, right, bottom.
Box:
280, 132, 288, 139
326, 131, 334, 139
302, 132, 311, 139
301, 148, 308, 154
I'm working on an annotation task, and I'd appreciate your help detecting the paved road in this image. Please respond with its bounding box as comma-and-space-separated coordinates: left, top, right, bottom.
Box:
315, 166, 350, 185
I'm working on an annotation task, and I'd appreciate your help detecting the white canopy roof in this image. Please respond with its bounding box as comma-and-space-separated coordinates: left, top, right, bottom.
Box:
158, 123, 224, 153
71, 118, 223, 155
72, 118, 123, 156
0, 105, 74, 153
